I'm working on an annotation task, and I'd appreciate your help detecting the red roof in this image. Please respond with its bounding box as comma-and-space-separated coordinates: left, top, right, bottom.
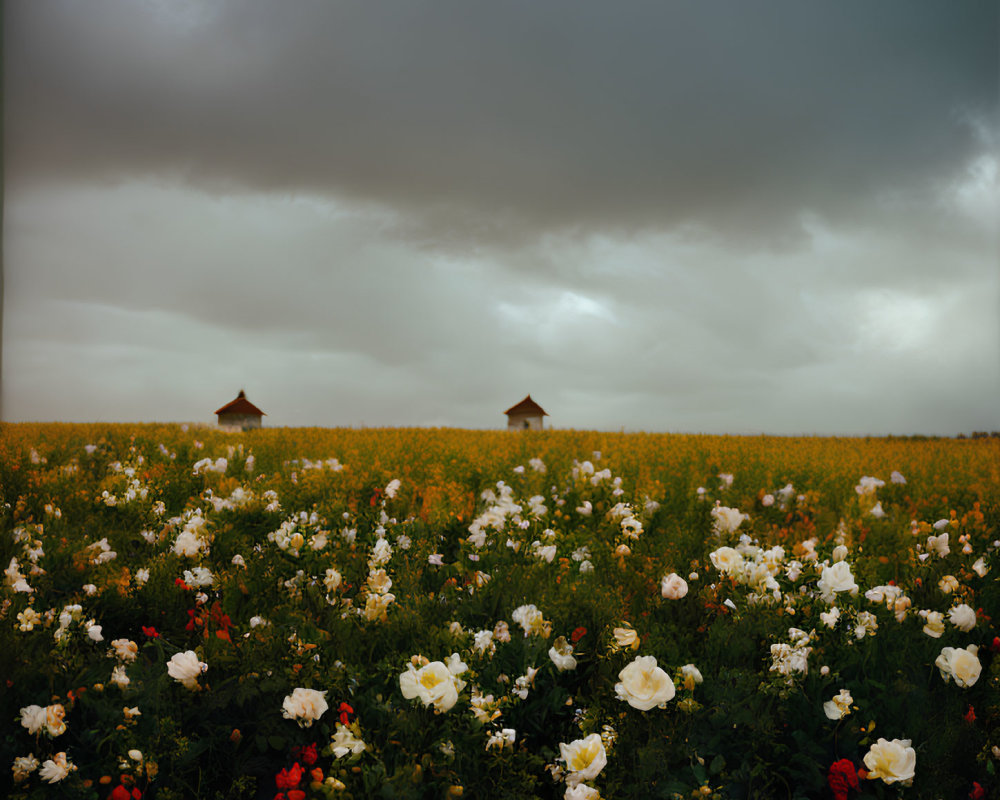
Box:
504, 395, 547, 417
215, 390, 265, 417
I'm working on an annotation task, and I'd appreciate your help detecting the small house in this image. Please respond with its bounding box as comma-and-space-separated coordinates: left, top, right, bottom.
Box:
215, 390, 265, 431
504, 395, 547, 431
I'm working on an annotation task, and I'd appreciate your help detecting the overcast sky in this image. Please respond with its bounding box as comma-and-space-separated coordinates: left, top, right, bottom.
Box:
3, 1, 998, 434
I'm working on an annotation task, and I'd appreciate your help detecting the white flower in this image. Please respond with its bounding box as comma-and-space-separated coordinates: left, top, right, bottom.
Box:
938, 574, 959, 594
816, 561, 858, 602
863, 738, 916, 785
615, 655, 675, 710
709, 546, 744, 576
560, 734, 607, 786
565, 785, 602, 800
823, 689, 853, 720
678, 663, 703, 690
926, 532, 950, 557
921, 610, 945, 638
331, 723, 367, 758
890, 470, 906, 484
935, 645, 982, 688
711, 505, 747, 534
660, 573, 688, 599
12, 753, 39, 783
167, 650, 207, 690
110, 665, 131, 689
485, 728, 517, 751
20, 705, 47, 735
831, 545, 848, 563
38, 752, 75, 783
282, 688, 329, 727
323, 568, 342, 592
948, 604, 977, 632
173, 529, 206, 558
85, 621, 104, 642
548, 637, 578, 671
576, 501, 593, 516
869, 501, 886, 519
134, 568, 150, 585
400, 660, 464, 713
183, 567, 214, 588
854, 476, 885, 495
972, 557, 989, 577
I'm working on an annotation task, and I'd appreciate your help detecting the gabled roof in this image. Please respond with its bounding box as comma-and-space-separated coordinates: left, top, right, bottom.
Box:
215, 390, 266, 417
504, 394, 547, 417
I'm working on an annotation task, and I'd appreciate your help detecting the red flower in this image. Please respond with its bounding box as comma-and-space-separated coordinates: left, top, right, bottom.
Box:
141, 626, 159, 638
991, 636, 1000, 654
338, 702, 354, 725
970, 782, 986, 800
571, 626, 588, 643
827, 759, 859, 800
292, 743, 318, 766
287, 792, 306, 800
964, 705, 976, 724
110, 786, 132, 800
275, 762, 304, 790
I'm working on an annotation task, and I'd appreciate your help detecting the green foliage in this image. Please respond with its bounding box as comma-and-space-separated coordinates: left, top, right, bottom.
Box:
0, 424, 997, 799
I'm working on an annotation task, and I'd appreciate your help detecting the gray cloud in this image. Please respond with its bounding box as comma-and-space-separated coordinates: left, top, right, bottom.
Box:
3, 1, 997, 434
7, 0, 996, 246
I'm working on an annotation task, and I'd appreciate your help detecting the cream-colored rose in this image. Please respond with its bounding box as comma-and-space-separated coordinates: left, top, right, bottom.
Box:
679, 663, 703, 690
823, 689, 853, 720
817, 561, 858, 601
935, 645, 981, 688
110, 639, 139, 662
922, 610, 945, 638
564, 784, 602, 800
38, 752, 75, 783
938, 574, 959, 594
948, 604, 976, 632
709, 546, 744, 576
400, 660, 461, 713
559, 733, 607, 785
612, 626, 640, 650
819, 607, 841, 629
166, 650, 207, 690
863, 738, 916, 785
615, 655, 675, 710
548, 636, 578, 671
331, 723, 367, 758
282, 687, 329, 727
324, 568, 342, 592
660, 573, 688, 599
711, 505, 747, 534
20, 705, 47, 735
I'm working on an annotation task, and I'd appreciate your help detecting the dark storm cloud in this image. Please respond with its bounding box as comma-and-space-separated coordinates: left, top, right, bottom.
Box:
7, 0, 996, 245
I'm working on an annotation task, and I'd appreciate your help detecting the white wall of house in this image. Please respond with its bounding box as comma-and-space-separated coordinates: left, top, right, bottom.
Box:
507, 414, 544, 431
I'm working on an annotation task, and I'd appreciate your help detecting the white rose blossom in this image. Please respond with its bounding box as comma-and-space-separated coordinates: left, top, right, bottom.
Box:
559, 733, 607, 786
282, 687, 329, 727
935, 645, 981, 688
615, 655, 676, 710
863, 738, 916, 786
660, 573, 688, 599
167, 650, 207, 690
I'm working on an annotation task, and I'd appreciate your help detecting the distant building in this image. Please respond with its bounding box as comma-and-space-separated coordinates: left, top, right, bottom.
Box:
504, 395, 547, 431
215, 390, 265, 431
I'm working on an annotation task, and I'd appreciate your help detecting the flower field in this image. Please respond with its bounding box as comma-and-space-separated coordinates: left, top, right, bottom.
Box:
2, 423, 998, 800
